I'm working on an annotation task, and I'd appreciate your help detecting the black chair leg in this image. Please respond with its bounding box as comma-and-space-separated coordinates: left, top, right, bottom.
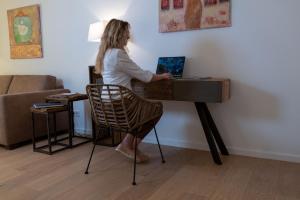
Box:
154, 126, 165, 163
85, 143, 96, 174
132, 135, 138, 186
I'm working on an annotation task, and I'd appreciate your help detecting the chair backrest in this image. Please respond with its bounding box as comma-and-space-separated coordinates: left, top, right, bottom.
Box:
86, 84, 138, 130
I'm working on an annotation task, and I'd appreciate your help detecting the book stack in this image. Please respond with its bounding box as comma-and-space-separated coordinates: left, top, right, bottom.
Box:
47, 92, 78, 99
32, 102, 65, 109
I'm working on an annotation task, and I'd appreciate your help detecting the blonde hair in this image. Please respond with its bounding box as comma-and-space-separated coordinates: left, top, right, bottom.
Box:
95, 19, 130, 74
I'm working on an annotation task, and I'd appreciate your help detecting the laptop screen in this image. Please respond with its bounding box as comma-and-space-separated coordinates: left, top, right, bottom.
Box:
156, 56, 185, 78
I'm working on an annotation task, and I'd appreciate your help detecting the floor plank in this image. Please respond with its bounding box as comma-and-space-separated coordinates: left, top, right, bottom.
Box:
0, 143, 299, 200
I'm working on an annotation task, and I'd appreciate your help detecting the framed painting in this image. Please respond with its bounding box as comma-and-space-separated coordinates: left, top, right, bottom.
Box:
159, 0, 231, 33
7, 4, 43, 59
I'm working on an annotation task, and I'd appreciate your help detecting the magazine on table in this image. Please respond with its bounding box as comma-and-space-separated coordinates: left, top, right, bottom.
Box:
48, 92, 79, 98
33, 102, 65, 109
58, 92, 77, 96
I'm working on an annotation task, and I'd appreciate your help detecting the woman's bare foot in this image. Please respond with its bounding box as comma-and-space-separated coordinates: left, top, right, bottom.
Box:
137, 150, 150, 162
116, 144, 147, 163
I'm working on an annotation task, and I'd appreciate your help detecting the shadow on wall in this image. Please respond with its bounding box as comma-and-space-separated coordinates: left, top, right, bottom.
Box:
227, 80, 279, 119
160, 100, 207, 147
184, 38, 233, 77
163, 38, 279, 150
202, 40, 280, 151
186, 38, 280, 119
210, 79, 280, 149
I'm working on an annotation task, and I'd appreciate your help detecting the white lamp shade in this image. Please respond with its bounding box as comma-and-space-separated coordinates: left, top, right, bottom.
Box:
88, 21, 106, 42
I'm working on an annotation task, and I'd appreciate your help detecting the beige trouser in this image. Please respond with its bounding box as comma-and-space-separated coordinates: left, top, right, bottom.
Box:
127, 100, 163, 139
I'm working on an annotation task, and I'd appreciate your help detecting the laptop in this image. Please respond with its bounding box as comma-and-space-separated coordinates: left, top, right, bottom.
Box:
156, 56, 185, 79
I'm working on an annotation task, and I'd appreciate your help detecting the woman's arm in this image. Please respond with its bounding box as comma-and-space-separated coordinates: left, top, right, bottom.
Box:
151, 73, 171, 82
117, 49, 171, 82
118, 50, 153, 82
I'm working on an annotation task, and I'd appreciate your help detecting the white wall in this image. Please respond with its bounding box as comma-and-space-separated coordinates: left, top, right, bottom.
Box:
1, 0, 300, 163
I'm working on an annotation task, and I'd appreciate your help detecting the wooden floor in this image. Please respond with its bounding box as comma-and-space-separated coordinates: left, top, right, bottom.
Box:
0, 143, 300, 200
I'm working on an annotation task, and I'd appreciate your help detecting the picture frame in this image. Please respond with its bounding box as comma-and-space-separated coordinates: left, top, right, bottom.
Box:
159, 0, 231, 33
7, 4, 43, 59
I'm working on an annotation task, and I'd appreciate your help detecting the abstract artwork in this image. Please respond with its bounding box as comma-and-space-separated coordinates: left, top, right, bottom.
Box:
7, 5, 43, 59
174, 0, 184, 9
159, 0, 231, 32
161, 0, 170, 10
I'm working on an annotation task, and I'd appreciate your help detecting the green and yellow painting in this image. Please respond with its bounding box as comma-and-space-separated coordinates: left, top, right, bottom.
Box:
13, 16, 33, 43
7, 5, 42, 59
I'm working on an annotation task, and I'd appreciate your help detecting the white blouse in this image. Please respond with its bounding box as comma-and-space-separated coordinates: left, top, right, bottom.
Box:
102, 48, 153, 90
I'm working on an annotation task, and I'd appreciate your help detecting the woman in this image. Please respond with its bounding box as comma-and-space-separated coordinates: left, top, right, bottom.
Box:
95, 19, 170, 162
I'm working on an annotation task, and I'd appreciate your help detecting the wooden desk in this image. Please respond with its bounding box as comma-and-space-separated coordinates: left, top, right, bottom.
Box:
131, 78, 230, 165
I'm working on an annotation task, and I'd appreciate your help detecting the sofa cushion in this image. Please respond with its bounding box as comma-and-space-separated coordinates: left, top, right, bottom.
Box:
7, 75, 56, 94
0, 75, 13, 94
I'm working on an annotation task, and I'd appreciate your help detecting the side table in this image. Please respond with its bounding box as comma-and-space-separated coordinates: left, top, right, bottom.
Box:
46, 93, 91, 147
31, 106, 70, 154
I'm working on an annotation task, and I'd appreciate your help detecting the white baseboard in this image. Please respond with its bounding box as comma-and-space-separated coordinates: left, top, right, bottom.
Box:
75, 128, 300, 163
227, 147, 300, 163
143, 136, 300, 163
143, 136, 210, 151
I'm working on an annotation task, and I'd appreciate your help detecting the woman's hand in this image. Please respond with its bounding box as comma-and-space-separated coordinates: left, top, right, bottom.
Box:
160, 73, 172, 80
151, 73, 171, 82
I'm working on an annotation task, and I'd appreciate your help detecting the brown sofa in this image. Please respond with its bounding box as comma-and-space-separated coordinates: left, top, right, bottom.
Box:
0, 75, 70, 149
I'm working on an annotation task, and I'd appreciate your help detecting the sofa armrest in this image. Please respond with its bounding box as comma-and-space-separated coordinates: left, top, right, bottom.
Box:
0, 89, 70, 146
0, 89, 70, 110
0, 89, 70, 99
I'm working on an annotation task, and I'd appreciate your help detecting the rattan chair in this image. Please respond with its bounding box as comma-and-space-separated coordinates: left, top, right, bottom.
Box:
84, 84, 165, 185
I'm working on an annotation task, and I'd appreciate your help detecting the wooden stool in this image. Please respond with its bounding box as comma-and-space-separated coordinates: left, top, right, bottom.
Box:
31, 106, 70, 155
46, 93, 91, 147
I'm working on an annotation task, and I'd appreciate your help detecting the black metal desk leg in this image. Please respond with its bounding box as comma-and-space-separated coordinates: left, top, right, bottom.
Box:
195, 102, 222, 165
201, 103, 229, 156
